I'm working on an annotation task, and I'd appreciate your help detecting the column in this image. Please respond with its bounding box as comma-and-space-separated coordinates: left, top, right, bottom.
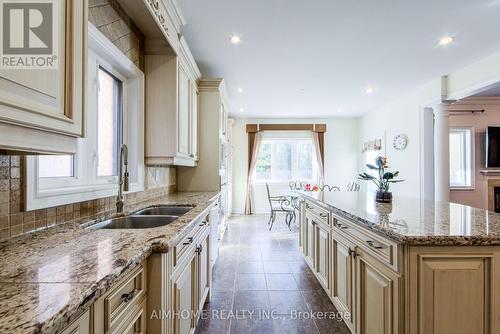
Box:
433, 103, 450, 202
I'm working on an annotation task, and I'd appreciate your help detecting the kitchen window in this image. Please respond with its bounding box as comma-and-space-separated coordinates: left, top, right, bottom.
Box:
26, 24, 145, 211
449, 127, 474, 189
253, 137, 318, 182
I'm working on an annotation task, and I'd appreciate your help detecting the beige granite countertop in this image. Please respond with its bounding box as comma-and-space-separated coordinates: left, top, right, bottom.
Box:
301, 191, 500, 246
0, 191, 219, 334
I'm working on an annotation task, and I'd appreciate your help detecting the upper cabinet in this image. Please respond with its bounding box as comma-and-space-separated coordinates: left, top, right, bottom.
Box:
0, 0, 87, 154
144, 42, 200, 167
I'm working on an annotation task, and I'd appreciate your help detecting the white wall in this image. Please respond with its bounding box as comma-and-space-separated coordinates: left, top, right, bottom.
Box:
449, 98, 500, 209
231, 118, 359, 214
358, 49, 500, 200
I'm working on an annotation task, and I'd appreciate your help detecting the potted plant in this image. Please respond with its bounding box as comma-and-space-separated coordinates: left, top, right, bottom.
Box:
358, 156, 403, 203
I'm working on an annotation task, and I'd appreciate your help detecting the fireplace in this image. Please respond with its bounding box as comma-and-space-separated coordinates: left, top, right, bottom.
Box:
495, 187, 500, 213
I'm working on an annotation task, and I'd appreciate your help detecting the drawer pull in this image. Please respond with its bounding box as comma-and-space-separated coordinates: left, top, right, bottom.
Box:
121, 289, 137, 303
311, 220, 317, 226
319, 213, 328, 218
337, 223, 349, 229
366, 240, 384, 249
195, 244, 203, 254
199, 221, 207, 227
182, 237, 194, 245
348, 247, 358, 259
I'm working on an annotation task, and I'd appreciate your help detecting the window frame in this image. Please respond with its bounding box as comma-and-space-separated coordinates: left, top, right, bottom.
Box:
25, 24, 145, 211
449, 126, 475, 190
252, 137, 318, 184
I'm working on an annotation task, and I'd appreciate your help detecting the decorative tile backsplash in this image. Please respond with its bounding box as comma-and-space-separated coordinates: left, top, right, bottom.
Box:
0, 155, 176, 241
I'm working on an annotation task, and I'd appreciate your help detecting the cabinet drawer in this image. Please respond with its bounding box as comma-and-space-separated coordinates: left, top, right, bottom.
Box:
174, 218, 209, 266
333, 216, 399, 272
113, 298, 147, 334
305, 200, 330, 225
105, 265, 147, 331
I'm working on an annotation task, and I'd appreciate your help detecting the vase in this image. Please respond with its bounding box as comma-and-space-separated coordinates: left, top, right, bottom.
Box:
375, 191, 392, 203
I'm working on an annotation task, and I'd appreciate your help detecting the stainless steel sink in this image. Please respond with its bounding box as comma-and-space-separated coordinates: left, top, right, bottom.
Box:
88, 215, 178, 230
133, 206, 193, 216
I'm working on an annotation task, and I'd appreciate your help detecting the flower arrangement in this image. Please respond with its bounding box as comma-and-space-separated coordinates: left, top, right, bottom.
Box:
358, 156, 404, 203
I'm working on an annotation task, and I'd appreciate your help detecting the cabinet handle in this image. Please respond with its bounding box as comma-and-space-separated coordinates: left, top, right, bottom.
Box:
366, 240, 384, 249
319, 213, 328, 218
311, 220, 317, 226
195, 245, 203, 254
190, 154, 195, 158
183, 237, 193, 245
199, 221, 207, 227
121, 289, 137, 303
348, 247, 358, 259
337, 223, 349, 229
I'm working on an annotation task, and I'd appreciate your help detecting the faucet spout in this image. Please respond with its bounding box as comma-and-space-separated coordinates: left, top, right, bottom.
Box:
117, 144, 129, 214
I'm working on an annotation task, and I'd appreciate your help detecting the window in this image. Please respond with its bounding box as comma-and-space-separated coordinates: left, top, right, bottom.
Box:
449, 127, 474, 189
25, 24, 145, 211
97, 67, 123, 177
253, 138, 318, 182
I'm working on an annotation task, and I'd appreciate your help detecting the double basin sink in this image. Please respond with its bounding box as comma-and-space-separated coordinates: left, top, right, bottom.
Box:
89, 206, 194, 230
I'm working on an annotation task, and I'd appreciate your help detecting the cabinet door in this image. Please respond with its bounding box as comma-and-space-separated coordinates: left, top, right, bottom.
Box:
356, 250, 400, 334
220, 102, 227, 138
331, 233, 355, 331
172, 252, 196, 334
410, 252, 494, 334
60, 309, 90, 334
299, 201, 305, 251
315, 224, 330, 291
189, 83, 199, 160
0, 0, 86, 152
177, 63, 190, 157
304, 213, 316, 268
196, 231, 211, 312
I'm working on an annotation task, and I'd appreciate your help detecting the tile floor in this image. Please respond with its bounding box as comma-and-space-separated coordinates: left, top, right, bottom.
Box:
195, 214, 351, 334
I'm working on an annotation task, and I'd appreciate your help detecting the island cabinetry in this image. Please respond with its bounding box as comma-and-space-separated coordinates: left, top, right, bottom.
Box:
301, 198, 403, 334
147, 210, 212, 334
60, 309, 90, 334
408, 247, 500, 334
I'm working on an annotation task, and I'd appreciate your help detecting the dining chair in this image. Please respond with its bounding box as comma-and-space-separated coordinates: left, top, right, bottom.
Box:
347, 182, 361, 191
265, 183, 295, 231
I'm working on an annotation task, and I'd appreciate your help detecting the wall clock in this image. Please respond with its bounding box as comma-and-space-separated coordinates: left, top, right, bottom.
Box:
393, 134, 408, 150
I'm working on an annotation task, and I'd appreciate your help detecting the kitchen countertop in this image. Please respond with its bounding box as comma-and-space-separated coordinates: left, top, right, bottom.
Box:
0, 191, 219, 334
301, 191, 500, 246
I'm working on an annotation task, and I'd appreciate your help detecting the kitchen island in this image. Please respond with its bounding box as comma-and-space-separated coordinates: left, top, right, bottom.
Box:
298, 191, 500, 334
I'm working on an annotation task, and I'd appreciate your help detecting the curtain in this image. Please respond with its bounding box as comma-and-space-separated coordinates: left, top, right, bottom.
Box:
313, 132, 325, 186
245, 132, 263, 215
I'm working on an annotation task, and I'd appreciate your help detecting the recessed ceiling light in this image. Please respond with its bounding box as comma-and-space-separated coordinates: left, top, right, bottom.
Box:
365, 87, 374, 94
239, 108, 245, 112
237, 88, 244, 93
337, 108, 342, 113
230, 35, 241, 44
438, 35, 455, 46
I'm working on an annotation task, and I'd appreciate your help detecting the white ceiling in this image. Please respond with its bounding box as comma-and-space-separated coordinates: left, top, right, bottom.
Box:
177, 0, 500, 118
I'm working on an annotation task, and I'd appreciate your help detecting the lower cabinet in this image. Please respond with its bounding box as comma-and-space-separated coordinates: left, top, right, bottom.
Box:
148, 212, 212, 334
60, 309, 90, 334
304, 212, 316, 267
355, 248, 401, 334
315, 222, 330, 291
172, 251, 196, 334
331, 232, 356, 332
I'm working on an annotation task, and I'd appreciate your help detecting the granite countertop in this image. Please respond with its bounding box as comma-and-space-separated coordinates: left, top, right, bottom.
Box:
301, 191, 500, 246
0, 191, 219, 334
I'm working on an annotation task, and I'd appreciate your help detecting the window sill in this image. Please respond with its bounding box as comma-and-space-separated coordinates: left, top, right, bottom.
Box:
450, 187, 475, 191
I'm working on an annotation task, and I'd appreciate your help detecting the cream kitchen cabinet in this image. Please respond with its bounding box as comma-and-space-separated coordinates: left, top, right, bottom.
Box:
148, 210, 212, 334
60, 309, 90, 334
145, 54, 200, 167
0, 0, 86, 154
331, 230, 356, 332
304, 212, 316, 268
315, 220, 330, 291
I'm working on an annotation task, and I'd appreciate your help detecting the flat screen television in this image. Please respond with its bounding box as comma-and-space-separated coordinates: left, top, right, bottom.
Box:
486, 126, 500, 168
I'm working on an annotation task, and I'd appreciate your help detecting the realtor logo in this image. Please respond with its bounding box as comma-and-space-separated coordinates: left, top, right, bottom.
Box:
0, 0, 58, 69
